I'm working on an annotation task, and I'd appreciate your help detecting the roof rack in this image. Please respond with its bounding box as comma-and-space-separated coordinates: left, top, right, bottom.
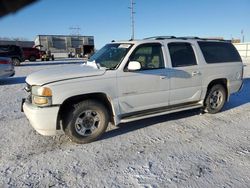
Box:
176, 36, 201, 40
177, 36, 228, 41
143, 36, 231, 42
144, 36, 176, 40
199, 38, 230, 42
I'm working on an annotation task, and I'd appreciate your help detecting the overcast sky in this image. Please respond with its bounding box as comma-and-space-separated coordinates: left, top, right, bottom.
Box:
0, 0, 249, 48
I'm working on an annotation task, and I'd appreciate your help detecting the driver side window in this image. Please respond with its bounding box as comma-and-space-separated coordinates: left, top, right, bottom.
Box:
129, 43, 164, 70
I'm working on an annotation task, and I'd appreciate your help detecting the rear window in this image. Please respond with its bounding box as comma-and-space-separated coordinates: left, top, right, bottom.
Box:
198, 41, 241, 63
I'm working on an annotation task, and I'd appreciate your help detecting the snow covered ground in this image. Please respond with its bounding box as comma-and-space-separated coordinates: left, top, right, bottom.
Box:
0, 59, 249, 187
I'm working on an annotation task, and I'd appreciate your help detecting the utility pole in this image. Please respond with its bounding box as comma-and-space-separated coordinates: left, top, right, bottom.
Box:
129, 0, 135, 40
241, 29, 245, 43
69, 26, 82, 47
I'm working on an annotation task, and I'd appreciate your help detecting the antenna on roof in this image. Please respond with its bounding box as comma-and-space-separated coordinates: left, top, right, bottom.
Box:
128, 0, 136, 40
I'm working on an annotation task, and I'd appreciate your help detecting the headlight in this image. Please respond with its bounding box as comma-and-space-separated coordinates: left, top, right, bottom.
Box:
32, 86, 52, 96
31, 86, 52, 106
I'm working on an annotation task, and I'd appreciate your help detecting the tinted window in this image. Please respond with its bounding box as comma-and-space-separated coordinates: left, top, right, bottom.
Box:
168, 43, 197, 67
198, 41, 242, 63
129, 43, 164, 70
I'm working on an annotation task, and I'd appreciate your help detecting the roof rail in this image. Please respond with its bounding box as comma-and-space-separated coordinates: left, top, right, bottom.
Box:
176, 36, 201, 40
199, 38, 229, 42
144, 36, 176, 40
143, 36, 230, 42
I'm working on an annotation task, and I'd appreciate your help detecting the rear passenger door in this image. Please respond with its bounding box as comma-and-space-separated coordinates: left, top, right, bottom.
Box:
167, 42, 202, 105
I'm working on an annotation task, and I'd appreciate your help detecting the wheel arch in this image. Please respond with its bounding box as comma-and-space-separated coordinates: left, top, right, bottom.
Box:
57, 92, 115, 130
206, 78, 229, 101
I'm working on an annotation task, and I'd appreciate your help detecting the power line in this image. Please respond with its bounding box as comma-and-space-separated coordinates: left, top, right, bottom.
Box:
69, 26, 81, 36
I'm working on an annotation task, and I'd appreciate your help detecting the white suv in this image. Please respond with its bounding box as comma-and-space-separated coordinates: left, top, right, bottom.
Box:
22, 36, 244, 143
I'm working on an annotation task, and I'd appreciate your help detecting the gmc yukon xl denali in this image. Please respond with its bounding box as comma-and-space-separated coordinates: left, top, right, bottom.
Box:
22, 36, 243, 144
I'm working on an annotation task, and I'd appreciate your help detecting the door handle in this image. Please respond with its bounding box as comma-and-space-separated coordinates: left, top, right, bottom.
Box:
192, 71, 201, 76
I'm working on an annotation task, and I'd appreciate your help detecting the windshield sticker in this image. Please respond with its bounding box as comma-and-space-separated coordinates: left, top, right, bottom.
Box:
118, 44, 131, 49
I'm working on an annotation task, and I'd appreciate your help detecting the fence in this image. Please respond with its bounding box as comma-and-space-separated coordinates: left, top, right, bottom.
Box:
234, 43, 250, 58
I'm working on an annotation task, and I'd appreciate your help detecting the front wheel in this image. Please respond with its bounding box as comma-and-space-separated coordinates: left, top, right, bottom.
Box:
64, 100, 109, 144
204, 84, 226, 114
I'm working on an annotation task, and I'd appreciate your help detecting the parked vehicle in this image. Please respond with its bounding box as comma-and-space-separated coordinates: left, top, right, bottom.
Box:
22, 47, 41, 61
0, 57, 15, 78
22, 36, 243, 144
0, 45, 24, 66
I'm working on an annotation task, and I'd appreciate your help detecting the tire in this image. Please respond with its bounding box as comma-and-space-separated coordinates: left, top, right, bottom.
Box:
12, 58, 21, 66
204, 84, 226, 114
64, 100, 109, 144
29, 55, 36, 61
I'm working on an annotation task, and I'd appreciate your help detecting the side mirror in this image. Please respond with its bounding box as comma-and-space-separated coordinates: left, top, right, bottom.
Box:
127, 61, 141, 71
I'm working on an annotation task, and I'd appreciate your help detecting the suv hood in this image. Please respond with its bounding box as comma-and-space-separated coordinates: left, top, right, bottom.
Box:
26, 64, 106, 85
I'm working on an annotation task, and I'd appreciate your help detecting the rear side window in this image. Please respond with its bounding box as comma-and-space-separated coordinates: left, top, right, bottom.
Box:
168, 42, 197, 67
198, 41, 242, 63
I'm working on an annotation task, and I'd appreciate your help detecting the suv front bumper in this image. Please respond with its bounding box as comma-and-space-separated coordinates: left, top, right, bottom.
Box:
23, 101, 60, 136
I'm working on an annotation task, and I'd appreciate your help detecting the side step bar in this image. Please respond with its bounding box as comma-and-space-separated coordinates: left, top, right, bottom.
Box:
120, 102, 203, 123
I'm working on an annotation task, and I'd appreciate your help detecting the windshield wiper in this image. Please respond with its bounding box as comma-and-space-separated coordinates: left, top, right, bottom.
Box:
105, 67, 116, 70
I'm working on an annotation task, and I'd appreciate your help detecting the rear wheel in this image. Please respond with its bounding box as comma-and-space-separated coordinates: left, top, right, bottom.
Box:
204, 84, 226, 114
12, 58, 21, 66
64, 100, 109, 144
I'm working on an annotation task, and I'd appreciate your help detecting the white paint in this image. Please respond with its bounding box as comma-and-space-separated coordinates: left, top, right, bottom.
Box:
0, 59, 249, 187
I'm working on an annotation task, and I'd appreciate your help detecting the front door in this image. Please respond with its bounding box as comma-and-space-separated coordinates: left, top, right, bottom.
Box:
117, 43, 170, 115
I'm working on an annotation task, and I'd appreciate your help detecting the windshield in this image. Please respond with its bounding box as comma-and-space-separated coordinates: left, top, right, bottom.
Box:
88, 43, 132, 69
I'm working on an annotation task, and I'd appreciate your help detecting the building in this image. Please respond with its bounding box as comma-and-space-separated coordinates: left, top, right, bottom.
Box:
234, 42, 250, 58
34, 35, 94, 57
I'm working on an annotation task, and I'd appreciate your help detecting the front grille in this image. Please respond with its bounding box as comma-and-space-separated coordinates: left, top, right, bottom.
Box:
24, 83, 32, 103
26, 94, 32, 103
24, 83, 31, 92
